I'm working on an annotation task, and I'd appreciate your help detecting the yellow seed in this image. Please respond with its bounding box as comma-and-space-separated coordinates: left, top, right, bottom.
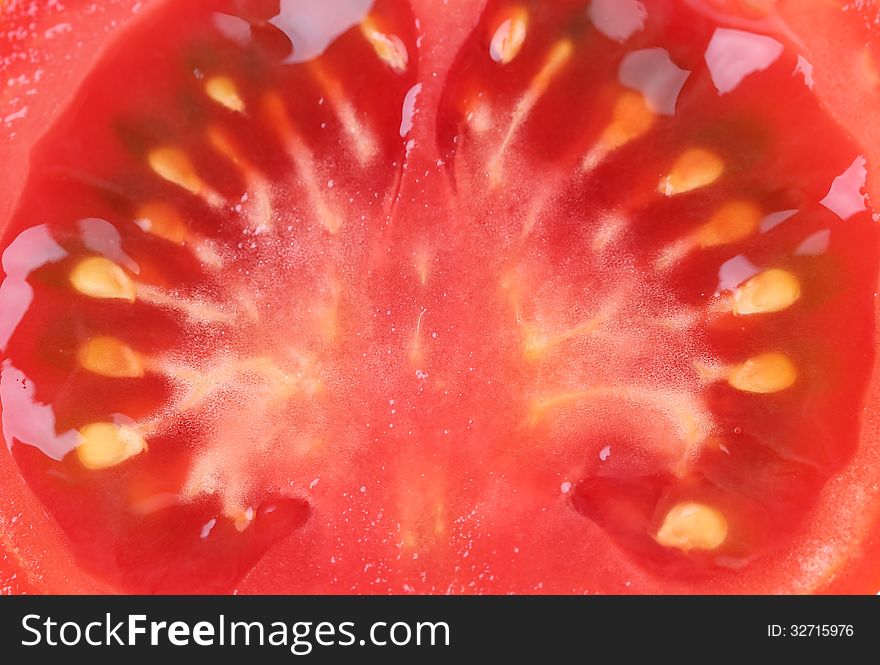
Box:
230, 506, 255, 532
599, 91, 655, 151
361, 18, 408, 73
732, 269, 800, 316
695, 200, 762, 247
728, 352, 797, 393
134, 201, 188, 245
660, 148, 724, 196
205, 75, 245, 112
148, 147, 205, 196
70, 256, 136, 302
78, 336, 145, 378
489, 7, 528, 65
76, 422, 146, 470
655, 501, 728, 551
584, 92, 655, 171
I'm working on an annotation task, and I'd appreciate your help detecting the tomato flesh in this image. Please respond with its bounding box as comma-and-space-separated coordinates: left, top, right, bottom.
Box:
1, 0, 879, 593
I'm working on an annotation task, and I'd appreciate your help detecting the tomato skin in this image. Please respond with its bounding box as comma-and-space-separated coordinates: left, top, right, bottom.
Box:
776, 0, 880, 209
754, 0, 880, 595
0, 0, 147, 596
1, 0, 880, 595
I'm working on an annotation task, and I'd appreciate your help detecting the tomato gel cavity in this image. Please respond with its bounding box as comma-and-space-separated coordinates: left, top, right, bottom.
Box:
0, 0, 878, 593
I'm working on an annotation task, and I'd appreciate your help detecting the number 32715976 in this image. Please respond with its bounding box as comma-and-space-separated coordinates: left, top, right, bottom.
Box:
768, 625, 855, 637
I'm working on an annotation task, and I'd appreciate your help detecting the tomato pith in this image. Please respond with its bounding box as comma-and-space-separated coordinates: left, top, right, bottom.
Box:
2, 0, 880, 594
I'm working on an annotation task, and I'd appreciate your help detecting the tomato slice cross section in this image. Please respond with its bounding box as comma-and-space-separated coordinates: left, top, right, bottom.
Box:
1, 0, 879, 593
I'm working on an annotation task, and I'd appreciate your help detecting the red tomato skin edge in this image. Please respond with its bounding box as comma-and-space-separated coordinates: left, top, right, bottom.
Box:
0, 0, 145, 596
775, 0, 880, 595
2, 0, 880, 594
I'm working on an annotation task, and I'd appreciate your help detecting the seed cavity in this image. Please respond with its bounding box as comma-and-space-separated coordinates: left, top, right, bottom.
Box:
655, 501, 728, 551
489, 7, 528, 65
660, 148, 724, 196
134, 201, 188, 245
76, 422, 147, 470
361, 18, 408, 73
588, 91, 655, 172
204, 75, 245, 113
70, 256, 137, 302
655, 200, 763, 270
731, 268, 800, 316
148, 146, 219, 205
78, 336, 145, 378
727, 352, 797, 393
230, 506, 255, 532
603, 91, 656, 148
695, 200, 762, 247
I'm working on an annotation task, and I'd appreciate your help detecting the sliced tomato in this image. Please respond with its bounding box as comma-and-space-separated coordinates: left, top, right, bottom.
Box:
1, 0, 880, 594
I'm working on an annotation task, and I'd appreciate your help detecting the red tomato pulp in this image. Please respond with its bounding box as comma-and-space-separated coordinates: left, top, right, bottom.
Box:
2, 0, 880, 593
